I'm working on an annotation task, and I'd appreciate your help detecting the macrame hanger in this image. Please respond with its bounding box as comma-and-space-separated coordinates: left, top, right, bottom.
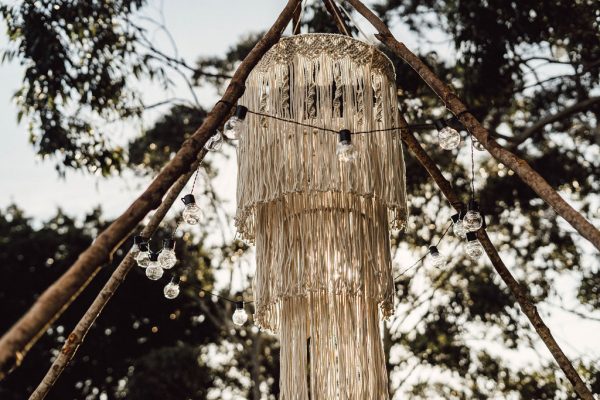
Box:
322, 0, 352, 36
333, 0, 374, 44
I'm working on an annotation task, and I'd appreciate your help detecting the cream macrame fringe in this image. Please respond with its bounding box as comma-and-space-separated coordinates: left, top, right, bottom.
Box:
235, 34, 407, 400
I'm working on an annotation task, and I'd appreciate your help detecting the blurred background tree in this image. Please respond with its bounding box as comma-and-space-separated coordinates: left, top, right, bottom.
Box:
0, 0, 599, 399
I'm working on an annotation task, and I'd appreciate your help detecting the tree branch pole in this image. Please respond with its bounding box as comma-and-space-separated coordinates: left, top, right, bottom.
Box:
0, 0, 302, 378
346, 0, 600, 252
398, 118, 595, 399
29, 153, 204, 400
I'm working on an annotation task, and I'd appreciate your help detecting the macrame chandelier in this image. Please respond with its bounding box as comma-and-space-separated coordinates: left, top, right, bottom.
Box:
235, 33, 407, 399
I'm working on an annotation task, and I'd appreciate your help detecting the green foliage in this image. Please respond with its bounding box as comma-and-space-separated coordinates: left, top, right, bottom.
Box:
0, 0, 154, 175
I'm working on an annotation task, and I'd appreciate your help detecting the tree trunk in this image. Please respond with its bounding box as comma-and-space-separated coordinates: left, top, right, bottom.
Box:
29, 154, 203, 400
0, 0, 302, 378
345, 0, 600, 253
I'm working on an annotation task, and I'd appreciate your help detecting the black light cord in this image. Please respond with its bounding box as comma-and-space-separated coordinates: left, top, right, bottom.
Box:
393, 220, 453, 280
244, 109, 448, 135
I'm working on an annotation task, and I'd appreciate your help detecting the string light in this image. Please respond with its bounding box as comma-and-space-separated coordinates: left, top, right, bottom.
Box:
224, 105, 248, 139
434, 119, 460, 150
464, 200, 483, 232
181, 194, 202, 225
336, 129, 357, 162
465, 232, 484, 260
428, 245, 446, 269
158, 238, 177, 269
163, 276, 181, 299
451, 212, 467, 239
130, 235, 146, 258
135, 242, 151, 268
232, 301, 248, 326
145, 252, 164, 280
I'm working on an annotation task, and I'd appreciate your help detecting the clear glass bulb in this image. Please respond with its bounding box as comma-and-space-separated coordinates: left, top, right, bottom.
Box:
163, 282, 180, 299
465, 240, 484, 260
204, 130, 223, 151
336, 140, 357, 163
145, 263, 164, 280
182, 203, 202, 225
130, 244, 141, 258
463, 210, 483, 232
438, 126, 461, 150
232, 308, 248, 326
224, 117, 245, 139
452, 219, 467, 239
158, 249, 177, 269
429, 251, 446, 269
136, 251, 151, 268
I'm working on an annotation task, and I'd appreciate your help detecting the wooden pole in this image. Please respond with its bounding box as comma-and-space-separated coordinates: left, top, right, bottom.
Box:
0, 0, 302, 378
345, 0, 600, 253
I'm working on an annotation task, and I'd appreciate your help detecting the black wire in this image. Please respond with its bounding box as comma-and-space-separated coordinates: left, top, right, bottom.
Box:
245, 109, 442, 135
469, 132, 476, 201
394, 220, 453, 281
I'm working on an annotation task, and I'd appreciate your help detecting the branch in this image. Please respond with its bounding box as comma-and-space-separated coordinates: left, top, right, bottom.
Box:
395, 115, 595, 398
322, 0, 352, 36
28, 152, 205, 400
507, 96, 600, 149
345, 0, 600, 254
0, 0, 302, 379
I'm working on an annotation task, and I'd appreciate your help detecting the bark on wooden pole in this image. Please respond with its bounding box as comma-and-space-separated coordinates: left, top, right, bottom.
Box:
29, 153, 204, 400
346, 0, 600, 253
0, 0, 302, 378
398, 116, 595, 399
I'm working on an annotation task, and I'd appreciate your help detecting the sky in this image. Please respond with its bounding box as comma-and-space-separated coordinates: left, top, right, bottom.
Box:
1, 0, 599, 396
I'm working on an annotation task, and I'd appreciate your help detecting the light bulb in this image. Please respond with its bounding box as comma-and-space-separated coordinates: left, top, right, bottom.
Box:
204, 130, 224, 151
181, 194, 202, 225
451, 213, 467, 239
145, 252, 164, 280
428, 246, 446, 269
158, 238, 177, 269
135, 249, 151, 268
465, 232, 484, 260
336, 129, 357, 163
435, 119, 460, 150
232, 302, 248, 326
130, 235, 146, 258
223, 105, 248, 139
463, 200, 483, 232
163, 279, 180, 299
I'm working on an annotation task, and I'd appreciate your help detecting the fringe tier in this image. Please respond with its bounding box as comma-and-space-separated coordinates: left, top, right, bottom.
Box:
235, 34, 407, 400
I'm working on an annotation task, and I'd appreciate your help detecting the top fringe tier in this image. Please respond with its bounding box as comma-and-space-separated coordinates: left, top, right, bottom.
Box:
236, 33, 408, 241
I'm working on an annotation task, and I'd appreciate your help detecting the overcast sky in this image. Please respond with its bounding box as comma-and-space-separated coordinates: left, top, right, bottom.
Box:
1, 0, 598, 394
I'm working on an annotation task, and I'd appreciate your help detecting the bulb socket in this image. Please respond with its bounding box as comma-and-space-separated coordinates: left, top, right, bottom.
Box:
149, 251, 159, 262
339, 129, 352, 143
138, 242, 149, 252
235, 105, 248, 120
170, 275, 181, 284
450, 213, 461, 223
235, 301, 244, 310
434, 119, 447, 130
162, 238, 175, 250
466, 232, 477, 242
181, 194, 196, 205
468, 199, 479, 211
429, 245, 440, 256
